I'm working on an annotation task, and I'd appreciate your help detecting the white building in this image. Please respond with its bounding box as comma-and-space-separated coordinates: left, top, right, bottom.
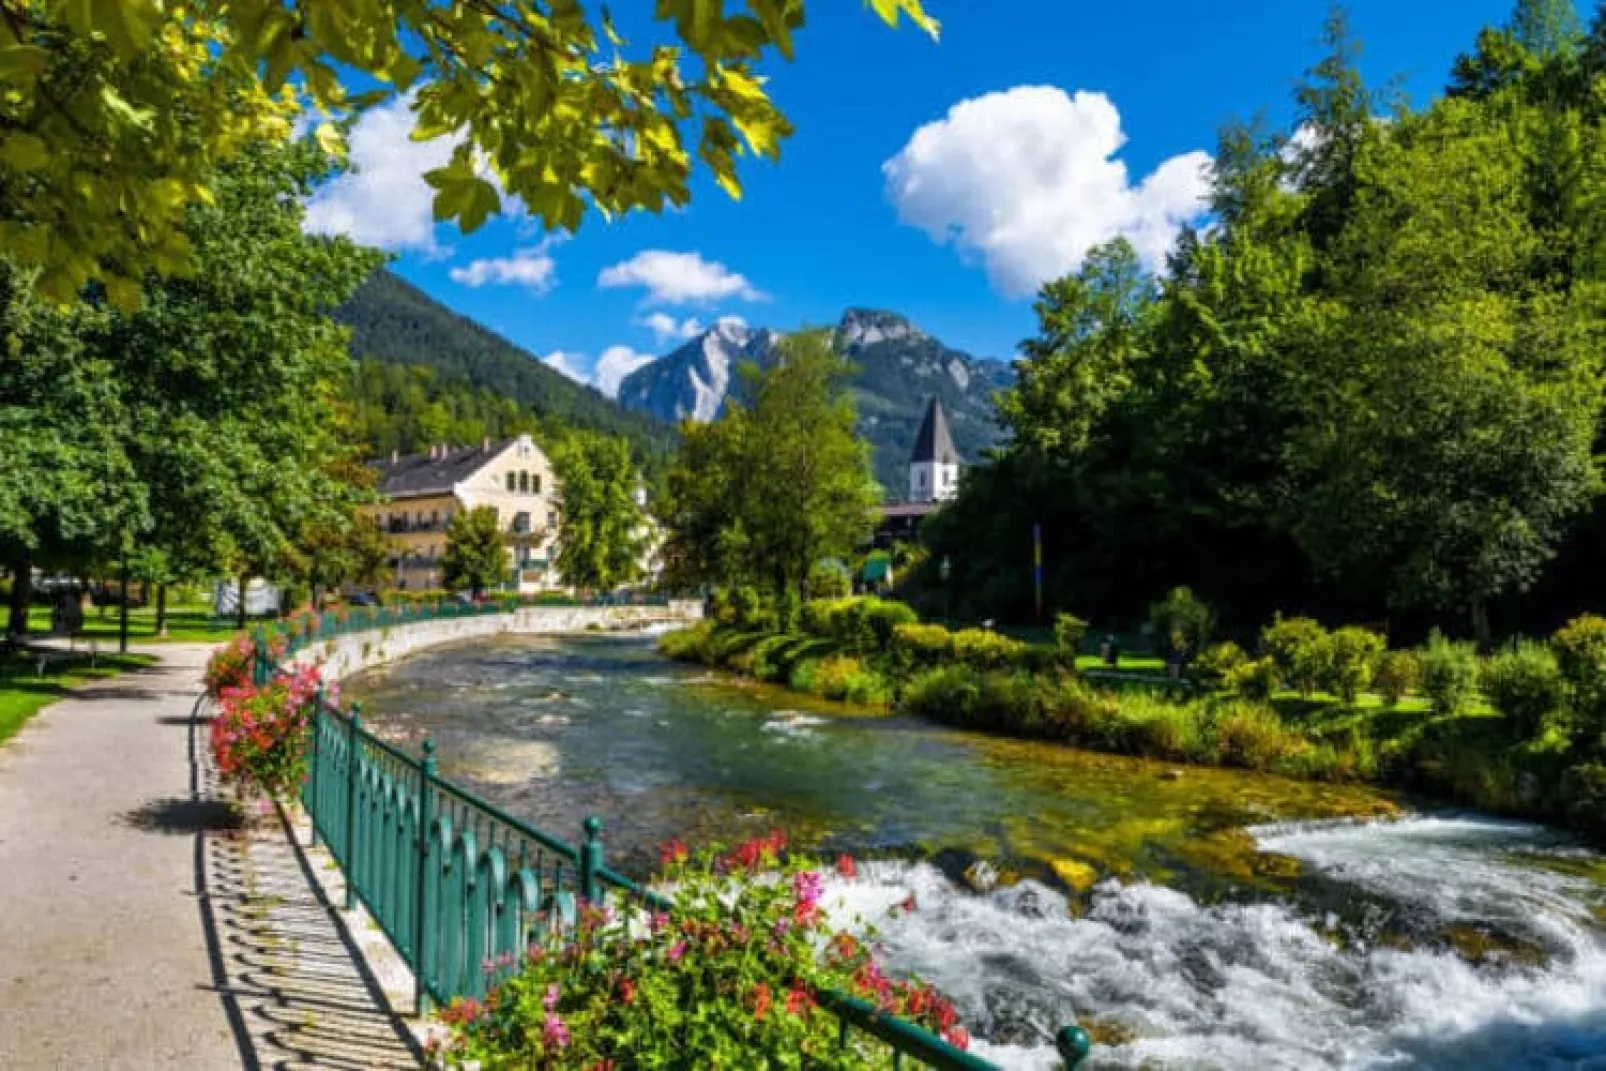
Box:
908, 396, 961, 504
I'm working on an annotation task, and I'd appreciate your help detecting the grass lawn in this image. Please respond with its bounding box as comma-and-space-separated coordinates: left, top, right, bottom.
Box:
0, 651, 159, 745
25, 603, 245, 644
1075, 653, 1167, 674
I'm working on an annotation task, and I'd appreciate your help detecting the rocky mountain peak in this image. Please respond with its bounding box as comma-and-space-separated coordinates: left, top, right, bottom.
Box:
835, 308, 924, 351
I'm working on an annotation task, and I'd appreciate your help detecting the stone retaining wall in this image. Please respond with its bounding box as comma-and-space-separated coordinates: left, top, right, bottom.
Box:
287, 600, 702, 681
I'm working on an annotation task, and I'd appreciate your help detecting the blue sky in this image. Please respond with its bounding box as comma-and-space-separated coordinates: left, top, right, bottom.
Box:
305, 0, 1524, 395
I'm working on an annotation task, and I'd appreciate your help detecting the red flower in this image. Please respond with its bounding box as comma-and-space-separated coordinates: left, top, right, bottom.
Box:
751, 982, 772, 1021
619, 977, 636, 1005
836, 854, 857, 879
944, 1026, 971, 1050
659, 838, 689, 867
786, 982, 815, 1016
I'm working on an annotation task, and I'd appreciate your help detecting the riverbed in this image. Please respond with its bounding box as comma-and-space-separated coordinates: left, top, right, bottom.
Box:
349, 632, 1606, 1069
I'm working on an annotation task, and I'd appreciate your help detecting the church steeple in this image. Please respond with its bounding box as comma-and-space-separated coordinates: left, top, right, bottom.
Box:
908, 397, 960, 503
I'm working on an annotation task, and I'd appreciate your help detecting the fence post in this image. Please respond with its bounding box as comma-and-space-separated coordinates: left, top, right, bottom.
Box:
345, 701, 363, 911
1056, 1025, 1092, 1069
308, 684, 325, 847
252, 628, 266, 686
580, 816, 604, 905
414, 737, 437, 1017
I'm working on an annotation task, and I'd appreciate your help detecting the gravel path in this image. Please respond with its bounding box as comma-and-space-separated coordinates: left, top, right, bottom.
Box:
0, 644, 421, 1069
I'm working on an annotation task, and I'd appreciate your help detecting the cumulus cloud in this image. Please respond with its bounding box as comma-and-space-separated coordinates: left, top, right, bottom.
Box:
303, 95, 461, 255
639, 312, 706, 344
594, 346, 655, 397
883, 86, 1211, 298
449, 243, 558, 293
542, 350, 589, 385
598, 250, 765, 305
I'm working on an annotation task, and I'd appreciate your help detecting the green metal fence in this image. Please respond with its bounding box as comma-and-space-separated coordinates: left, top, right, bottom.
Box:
254, 606, 1091, 1070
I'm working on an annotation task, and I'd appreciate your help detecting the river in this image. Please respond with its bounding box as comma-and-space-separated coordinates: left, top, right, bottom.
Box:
348, 631, 1606, 1070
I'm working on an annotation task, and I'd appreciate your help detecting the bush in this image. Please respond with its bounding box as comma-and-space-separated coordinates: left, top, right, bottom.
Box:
1372, 650, 1421, 707
1053, 613, 1089, 665
210, 664, 324, 798
1148, 586, 1214, 657
1420, 631, 1479, 716
792, 655, 890, 706
658, 622, 717, 663
1224, 656, 1279, 701
899, 666, 985, 726
1553, 614, 1606, 732
709, 589, 737, 625
805, 560, 852, 600
949, 628, 1027, 670
1325, 627, 1385, 704
204, 635, 258, 697
438, 834, 975, 1067
890, 622, 954, 674
1261, 616, 1331, 697
1480, 640, 1564, 737
1214, 701, 1295, 771
1561, 763, 1606, 841
1191, 641, 1248, 689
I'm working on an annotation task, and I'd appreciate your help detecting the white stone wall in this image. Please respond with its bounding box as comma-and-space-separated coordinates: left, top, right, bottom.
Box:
285, 601, 703, 682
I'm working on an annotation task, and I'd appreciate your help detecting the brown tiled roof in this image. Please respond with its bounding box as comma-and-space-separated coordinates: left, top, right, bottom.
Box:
368, 440, 512, 499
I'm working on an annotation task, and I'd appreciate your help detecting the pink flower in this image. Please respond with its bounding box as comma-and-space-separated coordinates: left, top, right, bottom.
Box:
543, 982, 560, 1011
667, 940, 687, 964
793, 870, 825, 909
542, 1013, 570, 1049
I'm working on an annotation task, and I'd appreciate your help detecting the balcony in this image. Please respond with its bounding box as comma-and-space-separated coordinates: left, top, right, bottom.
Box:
387, 519, 447, 534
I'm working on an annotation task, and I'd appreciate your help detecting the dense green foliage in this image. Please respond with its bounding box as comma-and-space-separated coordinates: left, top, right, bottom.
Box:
1, 139, 381, 632
441, 506, 505, 596
662, 333, 881, 598
551, 432, 647, 593
914, 6, 1606, 645
337, 271, 675, 471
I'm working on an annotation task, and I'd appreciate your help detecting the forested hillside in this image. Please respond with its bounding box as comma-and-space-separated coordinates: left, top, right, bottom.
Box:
336, 270, 676, 468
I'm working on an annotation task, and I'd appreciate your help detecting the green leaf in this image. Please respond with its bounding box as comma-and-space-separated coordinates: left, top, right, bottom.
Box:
0, 134, 50, 172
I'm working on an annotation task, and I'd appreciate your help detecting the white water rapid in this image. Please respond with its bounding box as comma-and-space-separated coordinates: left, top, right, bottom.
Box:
823, 816, 1606, 1070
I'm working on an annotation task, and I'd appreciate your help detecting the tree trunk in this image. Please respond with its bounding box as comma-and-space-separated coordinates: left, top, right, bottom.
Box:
1470, 599, 1493, 653
236, 570, 249, 631
155, 583, 169, 638
7, 556, 31, 638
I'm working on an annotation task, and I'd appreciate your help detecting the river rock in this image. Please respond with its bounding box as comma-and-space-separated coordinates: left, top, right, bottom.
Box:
963, 859, 1000, 894
1159, 768, 1184, 781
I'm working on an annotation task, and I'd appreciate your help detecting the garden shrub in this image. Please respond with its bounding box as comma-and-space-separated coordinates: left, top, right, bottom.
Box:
1148, 586, 1214, 657
1325, 627, 1385, 704
1480, 640, 1564, 737
658, 622, 717, 663
1561, 763, 1606, 841
949, 628, 1027, 671
900, 666, 985, 727
204, 634, 259, 697
1110, 692, 1204, 761
1261, 616, 1331, 697
1215, 701, 1294, 771
1372, 650, 1421, 707
777, 588, 802, 633
861, 599, 919, 653
710, 589, 738, 625
1191, 641, 1248, 689
1420, 631, 1479, 716
1053, 613, 1089, 665
731, 586, 764, 629
890, 622, 954, 674
806, 559, 853, 600
795, 655, 889, 706
437, 834, 974, 1068
1224, 656, 1279, 701
1553, 614, 1606, 731
210, 664, 325, 798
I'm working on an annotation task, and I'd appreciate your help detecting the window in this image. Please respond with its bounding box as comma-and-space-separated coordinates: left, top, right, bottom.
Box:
547, 510, 557, 528
507, 472, 516, 492
513, 511, 531, 534
430, 509, 439, 527
532, 474, 542, 494
519, 471, 529, 493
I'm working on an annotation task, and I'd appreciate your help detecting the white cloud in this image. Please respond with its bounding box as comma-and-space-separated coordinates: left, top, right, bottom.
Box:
715, 315, 748, 331
449, 245, 558, 293
639, 312, 706, 344
882, 86, 1211, 298
303, 94, 461, 255
542, 350, 589, 385
595, 346, 655, 398
598, 250, 765, 305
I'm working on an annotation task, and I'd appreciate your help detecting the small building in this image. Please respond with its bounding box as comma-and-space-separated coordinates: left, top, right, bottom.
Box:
364, 434, 562, 593
872, 397, 962, 548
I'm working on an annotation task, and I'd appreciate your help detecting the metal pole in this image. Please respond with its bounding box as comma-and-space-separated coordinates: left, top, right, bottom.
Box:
345, 701, 362, 911
580, 816, 604, 905
118, 551, 130, 654
414, 737, 437, 1016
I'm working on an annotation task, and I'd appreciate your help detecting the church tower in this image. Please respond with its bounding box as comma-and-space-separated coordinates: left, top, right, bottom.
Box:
908, 396, 960, 504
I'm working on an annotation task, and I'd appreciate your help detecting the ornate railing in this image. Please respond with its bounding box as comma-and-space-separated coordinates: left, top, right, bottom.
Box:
254, 607, 1091, 1070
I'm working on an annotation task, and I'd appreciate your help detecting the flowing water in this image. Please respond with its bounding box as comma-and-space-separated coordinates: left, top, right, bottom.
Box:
349, 633, 1606, 1069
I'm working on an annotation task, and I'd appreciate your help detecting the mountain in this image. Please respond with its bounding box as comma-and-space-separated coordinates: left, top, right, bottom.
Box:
336, 270, 676, 464
616, 308, 1013, 495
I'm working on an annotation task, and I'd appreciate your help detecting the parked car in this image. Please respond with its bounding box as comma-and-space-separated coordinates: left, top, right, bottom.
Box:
347, 591, 380, 607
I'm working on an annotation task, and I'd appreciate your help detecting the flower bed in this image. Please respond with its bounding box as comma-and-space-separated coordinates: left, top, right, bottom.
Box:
209, 662, 327, 798
434, 833, 970, 1068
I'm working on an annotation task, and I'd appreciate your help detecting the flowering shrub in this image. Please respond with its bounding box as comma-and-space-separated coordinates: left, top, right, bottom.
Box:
210, 663, 324, 797
203, 635, 257, 698
435, 833, 971, 1068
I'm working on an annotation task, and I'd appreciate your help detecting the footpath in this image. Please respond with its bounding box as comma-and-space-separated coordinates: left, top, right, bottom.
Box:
0, 644, 421, 1069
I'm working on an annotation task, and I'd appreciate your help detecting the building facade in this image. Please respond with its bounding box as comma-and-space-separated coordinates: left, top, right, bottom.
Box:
365, 434, 563, 593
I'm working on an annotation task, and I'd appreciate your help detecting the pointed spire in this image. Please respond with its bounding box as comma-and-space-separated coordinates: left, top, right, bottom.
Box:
910, 397, 959, 466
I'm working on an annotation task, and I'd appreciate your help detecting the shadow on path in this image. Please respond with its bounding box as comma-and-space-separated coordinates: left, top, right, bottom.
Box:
164, 695, 423, 1069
